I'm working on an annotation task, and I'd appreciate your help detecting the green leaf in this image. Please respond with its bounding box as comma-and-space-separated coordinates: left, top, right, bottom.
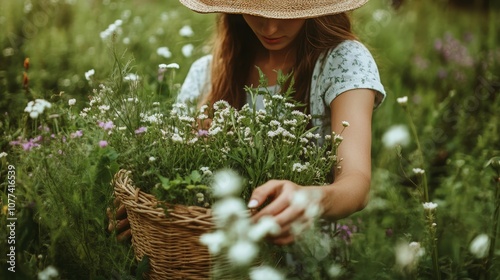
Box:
157, 174, 171, 190
136, 255, 150, 280
189, 170, 202, 183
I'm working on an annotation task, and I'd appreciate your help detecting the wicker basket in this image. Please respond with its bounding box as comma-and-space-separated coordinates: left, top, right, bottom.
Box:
113, 169, 214, 280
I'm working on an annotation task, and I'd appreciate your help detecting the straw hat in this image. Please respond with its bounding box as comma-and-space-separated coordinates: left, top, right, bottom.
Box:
179, 0, 369, 19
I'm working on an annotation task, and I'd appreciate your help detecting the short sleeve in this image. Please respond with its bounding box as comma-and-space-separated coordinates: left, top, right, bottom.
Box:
319, 40, 386, 108
176, 55, 212, 104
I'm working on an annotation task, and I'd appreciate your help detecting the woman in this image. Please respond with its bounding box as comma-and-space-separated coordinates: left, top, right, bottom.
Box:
177, 0, 386, 245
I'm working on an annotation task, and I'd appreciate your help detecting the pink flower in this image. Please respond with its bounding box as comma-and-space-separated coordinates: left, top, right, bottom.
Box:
135, 127, 147, 134
70, 130, 83, 138
197, 129, 209, 137
99, 140, 108, 148
98, 121, 115, 131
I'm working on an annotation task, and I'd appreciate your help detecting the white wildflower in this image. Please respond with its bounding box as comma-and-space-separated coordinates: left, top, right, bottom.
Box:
248, 216, 281, 241
179, 25, 194, 37
227, 241, 258, 266
249, 266, 284, 280
98, 105, 110, 112
212, 197, 247, 226
328, 264, 343, 277
342, 120, 350, 127
165, 63, 180, 69
413, 168, 425, 175
395, 241, 425, 272
292, 162, 308, 172
85, 69, 95, 80
188, 137, 198, 144
157, 46, 172, 58
397, 96, 408, 105
469, 233, 490, 258
182, 44, 194, 57
422, 202, 438, 210
200, 166, 212, 176
158, 63, 167, 70
209, 126, 222, 135
200, 230, 226, 254
212, 169, 242, 198
68, 99, 76, 106
37, 265, 59, 280
24, 99, 52, 119
124, 73, 139, 81
171, 134, 183, 142
148, 157, 156, 162
382, 124, 410, 148
0, 152, 7, 158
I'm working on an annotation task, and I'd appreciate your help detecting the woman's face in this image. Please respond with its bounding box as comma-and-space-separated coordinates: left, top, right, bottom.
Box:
242, 15, 306, 51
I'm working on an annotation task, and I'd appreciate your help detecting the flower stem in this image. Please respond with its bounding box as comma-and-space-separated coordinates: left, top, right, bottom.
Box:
486, 174, 500, 280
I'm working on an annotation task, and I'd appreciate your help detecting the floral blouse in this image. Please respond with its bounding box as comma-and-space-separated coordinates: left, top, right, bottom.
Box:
177, 40, 386, 137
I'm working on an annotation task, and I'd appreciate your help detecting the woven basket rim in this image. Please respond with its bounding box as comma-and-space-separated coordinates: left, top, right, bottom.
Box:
113, 169, 212, 223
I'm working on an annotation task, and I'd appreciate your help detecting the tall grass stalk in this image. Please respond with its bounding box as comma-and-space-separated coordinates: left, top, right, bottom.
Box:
399, 98, 441, 280
486, 157, 500, 280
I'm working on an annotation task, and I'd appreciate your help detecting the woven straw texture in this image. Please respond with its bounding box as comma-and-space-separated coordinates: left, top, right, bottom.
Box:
114, 169, 214, 280
179, 0, 369, 19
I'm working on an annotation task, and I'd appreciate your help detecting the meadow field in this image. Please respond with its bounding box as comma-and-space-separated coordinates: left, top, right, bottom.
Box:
1, 0, 499, 279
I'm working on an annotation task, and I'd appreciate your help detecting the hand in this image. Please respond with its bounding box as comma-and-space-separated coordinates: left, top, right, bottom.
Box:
248, 180, 324, 245
106, 198, 132, 242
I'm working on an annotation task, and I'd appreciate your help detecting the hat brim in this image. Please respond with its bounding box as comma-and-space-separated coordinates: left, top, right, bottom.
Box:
179, 0, 369, 19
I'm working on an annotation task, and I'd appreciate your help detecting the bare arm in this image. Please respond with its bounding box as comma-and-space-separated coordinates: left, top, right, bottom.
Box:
321, 88, 376, 219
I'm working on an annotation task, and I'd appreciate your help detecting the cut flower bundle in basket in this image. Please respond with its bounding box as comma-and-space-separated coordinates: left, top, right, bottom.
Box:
87, 71, 346, 279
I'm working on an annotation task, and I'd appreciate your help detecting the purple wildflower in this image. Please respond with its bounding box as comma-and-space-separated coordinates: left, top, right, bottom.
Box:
135, 127, 147, 134
99, 140, 108, 148
70, 130, 83, 138
98, 120, 115, 131
197, 129, 209, 137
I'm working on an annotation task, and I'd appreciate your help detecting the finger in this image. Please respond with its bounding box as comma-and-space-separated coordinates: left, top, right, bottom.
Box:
106, 207, 113, 220
247, 180, 286, 209
107, 219, 117, 232
251, 192, 290, 222
116, 204, 127, 219
273, 204, 305, 228
115, 218, 130, 231
117, 228, 132, 242
113, 197, 121, 207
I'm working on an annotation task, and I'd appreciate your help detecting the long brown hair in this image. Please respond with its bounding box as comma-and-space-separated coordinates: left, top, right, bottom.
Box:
205, 13, 357, 111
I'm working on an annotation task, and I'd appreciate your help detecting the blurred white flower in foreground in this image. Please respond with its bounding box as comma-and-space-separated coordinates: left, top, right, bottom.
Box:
249, 266, 284, 280
248, 216, 280, 241
0, 152, 7, 158
68, 99, 76, 106
469, 233, 490, 258
199, 230, 226, 254
382, 124, 410, 148
38, 265, 59, 280
395, 241, 425, 272
228, 240, 258, 266
179, 25, 194, 37
212, 169, 243, 198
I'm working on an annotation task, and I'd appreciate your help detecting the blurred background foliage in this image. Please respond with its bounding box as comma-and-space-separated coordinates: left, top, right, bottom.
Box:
0, 0, 499, 279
